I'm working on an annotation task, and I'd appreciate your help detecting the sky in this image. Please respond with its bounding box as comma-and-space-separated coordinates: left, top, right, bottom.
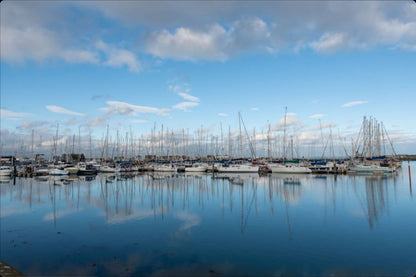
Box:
1, 1, 416, 157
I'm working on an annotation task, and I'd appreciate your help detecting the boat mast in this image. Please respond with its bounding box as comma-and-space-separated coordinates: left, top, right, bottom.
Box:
283, 107, 287, 162
239, 112, 243, 158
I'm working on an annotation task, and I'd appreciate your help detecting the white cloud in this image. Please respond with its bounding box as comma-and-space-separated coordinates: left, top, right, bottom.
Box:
178, 92, 200, 102
0, 108, 31, 119
103, 101, 170, 116
218, 113, 229, 117
46, 105, 86, 116
172, 101, 200, 112
88, 100, 170, 127
251, 107, 259, 111
146, 24, 229, 61
17, 120, 48, 130
310, 32, 349, 54
146, 17, 273, 61
88, 114, 110, 127
96, 41, 141, 73
309, 114, 326, 119
1, 26, 99, 64
272, 116, 302, 132
2, 1, 416, 68
341, 101, 368, 108
174, 211, 201, 231
297, 132, 322, 144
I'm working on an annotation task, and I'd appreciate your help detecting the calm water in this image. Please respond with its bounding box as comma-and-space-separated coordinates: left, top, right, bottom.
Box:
1, 163, 415, 277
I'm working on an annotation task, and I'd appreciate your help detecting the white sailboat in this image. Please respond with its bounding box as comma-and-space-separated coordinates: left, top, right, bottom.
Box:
268, 107, 311, 174
154, 164, 177, 172
185, 163, 208, 172
348, 163, 395, 174
268, 163, 311, 174
217, 163, 259, 173
100, 165, 121, 173
49, 167, 69, 176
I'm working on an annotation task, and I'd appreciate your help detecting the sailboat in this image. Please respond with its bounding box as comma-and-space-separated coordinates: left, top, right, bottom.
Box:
216, 163, 259, 173
268, 107, 311, 174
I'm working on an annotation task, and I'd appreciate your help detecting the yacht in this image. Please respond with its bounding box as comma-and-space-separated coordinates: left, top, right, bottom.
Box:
154, 164, 177, 172
267, 163, 311, 174
216, 163, 259, 173
185, 163, 208, 172
49, 167, 69, 176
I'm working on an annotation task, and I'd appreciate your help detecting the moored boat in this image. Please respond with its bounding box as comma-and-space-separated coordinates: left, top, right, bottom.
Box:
49, 167, 69, 176
0, 166, 13, 176
77, 163, 98, 175
185, 163, 208, 172
216, 163, 259, 173
268, 163, 311, 174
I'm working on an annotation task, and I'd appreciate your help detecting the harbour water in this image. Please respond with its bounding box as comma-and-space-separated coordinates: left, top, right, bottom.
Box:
1, 163, 415, 276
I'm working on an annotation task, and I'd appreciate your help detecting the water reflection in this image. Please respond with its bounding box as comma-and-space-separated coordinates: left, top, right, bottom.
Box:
1, 169, 415, 277
355, 175, 391, 229
0, 173, 403, 231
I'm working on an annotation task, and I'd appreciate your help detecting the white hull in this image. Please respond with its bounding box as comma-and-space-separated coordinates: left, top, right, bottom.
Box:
349, 165, 394, 173
268, 164, 311, 174
0, 166, 13, 176
49, 168, 69, 175
217, 164, 259, 173
154, 165, 177, 172
100, 166, 121, 173
185, 163, 208, 172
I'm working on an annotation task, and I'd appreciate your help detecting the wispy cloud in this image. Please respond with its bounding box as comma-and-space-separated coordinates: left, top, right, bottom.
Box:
341, 101, 368, 108
251, 107, 259, 111
102, 101, 170, 116
309, 114, 326, 119
169, 82, 200, 112
172, 101, 199, 112
310, 121, 337, 131
0, 108, 32, 120
174, 211, 201, 231
46, 105, 86, 116
88, 101, 170, 126
88, 114, 110, 127
272, 116, 303, 132
17, 120, 48, 130
178, 92, 200, 102
310, 32, 350, 54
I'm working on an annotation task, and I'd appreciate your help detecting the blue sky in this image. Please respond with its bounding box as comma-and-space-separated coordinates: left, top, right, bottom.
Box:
1, 1, 416, 157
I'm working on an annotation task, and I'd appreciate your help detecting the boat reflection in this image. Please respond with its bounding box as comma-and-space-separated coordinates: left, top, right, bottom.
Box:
0, 172, 407, 233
